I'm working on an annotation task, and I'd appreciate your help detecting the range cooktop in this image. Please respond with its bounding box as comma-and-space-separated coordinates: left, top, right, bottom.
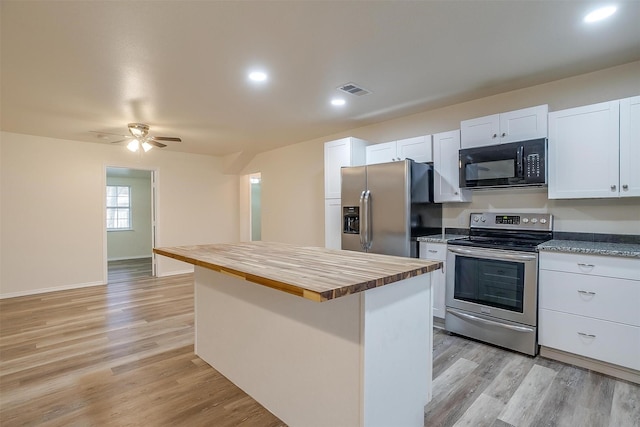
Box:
447, 212, 554, 252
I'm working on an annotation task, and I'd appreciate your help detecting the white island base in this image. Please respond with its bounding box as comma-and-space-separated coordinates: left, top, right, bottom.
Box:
194, 266, 433, 427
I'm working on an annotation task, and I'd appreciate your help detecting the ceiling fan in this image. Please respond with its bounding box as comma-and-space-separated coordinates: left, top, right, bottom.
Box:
92, 123, 182, 152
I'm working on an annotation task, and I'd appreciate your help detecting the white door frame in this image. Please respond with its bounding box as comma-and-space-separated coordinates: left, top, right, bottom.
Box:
103, 165, 158, 283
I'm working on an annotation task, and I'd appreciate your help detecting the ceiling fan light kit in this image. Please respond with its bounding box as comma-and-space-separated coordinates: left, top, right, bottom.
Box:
126, 139, 154, 152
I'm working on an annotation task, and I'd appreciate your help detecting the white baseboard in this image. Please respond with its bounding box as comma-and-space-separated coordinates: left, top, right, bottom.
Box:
156, 269, 194, 278
107, 255, 153, 261
540, 346, 640, 384
0, 280, 105, 300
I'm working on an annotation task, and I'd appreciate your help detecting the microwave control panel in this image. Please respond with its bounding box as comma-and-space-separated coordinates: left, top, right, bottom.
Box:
526, 153, 542, 178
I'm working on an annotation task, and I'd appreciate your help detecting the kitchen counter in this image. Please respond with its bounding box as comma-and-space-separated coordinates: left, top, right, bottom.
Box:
154, 241, 441, 302
538, 240, 640, 258
154, 241, 438, 427
417, 233, 467, 243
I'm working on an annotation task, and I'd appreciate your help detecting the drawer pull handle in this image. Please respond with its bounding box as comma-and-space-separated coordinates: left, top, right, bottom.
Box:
578, 332, 596, 338
428, 250, 438, 253
577, 290, 596, 296
577, 263, 595, 268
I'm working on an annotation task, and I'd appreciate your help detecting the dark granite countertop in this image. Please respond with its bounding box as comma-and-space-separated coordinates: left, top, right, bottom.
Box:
538, 240, 640, 258
416, 234, 467, 244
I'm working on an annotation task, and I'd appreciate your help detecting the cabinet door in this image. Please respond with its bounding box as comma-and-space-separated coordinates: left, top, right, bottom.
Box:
620, 96, 640, 197
460, 114, 500, 148
499, 105, 548, 144
548, 101, 620, 199
324, 138, 367, 199
433, 130, 471, 203
366, 141, 397, 165
324, 198, 342, 250
419, 242, 447, 319
396, 135, 432, 163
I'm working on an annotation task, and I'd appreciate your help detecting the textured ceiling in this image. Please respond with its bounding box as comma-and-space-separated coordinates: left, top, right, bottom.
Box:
2, 1, 640, 157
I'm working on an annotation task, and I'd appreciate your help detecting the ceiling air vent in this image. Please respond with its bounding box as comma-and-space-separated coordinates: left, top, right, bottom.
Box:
337, 82, 372, 97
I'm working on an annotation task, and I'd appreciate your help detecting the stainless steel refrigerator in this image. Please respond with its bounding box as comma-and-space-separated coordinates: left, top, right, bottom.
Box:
341, 159, 442, 257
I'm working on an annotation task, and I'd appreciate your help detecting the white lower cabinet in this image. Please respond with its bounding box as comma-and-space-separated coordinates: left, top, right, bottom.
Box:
419, 242, 446, 319
539, 309, 640, 370
538, 252, 640, 371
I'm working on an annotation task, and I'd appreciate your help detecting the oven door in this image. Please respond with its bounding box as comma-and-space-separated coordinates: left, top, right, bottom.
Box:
446, 245, 538, 326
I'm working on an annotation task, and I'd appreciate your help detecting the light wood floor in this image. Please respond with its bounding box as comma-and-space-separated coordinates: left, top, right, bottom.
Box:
1, 274, 638, 426
107, 258, 153, 283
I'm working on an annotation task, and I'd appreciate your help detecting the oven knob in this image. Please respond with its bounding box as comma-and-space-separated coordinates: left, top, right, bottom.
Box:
540, 218, 547, 224
473, 216, 480, 222
531, 218, 538, 224
481, 216, 486, 222
522, 218, 529, 223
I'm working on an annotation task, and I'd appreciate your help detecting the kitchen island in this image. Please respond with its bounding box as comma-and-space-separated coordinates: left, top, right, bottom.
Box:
154, 242, 442, 427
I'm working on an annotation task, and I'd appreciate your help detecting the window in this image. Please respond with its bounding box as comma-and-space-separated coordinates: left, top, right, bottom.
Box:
106, 185, 131, 230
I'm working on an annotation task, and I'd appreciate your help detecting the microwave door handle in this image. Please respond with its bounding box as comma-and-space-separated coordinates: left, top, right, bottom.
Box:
516, 146, 524, 178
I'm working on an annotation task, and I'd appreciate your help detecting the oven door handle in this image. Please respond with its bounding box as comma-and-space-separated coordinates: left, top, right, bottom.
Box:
447, 246, 537, 261
446, 308, 534, 333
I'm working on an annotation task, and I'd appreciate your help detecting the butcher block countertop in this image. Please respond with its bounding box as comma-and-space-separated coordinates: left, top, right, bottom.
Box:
154, 241, 442, 302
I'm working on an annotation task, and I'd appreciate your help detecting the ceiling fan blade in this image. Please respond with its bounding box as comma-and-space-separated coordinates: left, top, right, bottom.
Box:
147, 139, 167, 148
89, 130, 129, 138
110, 138, 130, 144
152, 136, 182, 142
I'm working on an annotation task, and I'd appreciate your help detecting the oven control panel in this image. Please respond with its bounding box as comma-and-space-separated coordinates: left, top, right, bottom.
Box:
470, 213, 553, 231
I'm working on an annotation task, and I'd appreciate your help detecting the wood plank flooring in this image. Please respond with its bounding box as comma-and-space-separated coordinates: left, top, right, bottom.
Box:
1, 273, 638, 426
427, 329, 640, 427
107, 258, 153, 283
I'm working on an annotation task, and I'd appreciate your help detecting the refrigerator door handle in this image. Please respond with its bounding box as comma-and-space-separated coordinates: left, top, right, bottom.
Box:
359, 190, 367, 250
363, 190, 372, 250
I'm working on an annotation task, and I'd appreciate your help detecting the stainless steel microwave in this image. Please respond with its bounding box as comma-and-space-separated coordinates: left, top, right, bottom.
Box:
459, 138, 547, 189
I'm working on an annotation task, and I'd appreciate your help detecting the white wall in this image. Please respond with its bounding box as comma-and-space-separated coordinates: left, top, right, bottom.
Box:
241, 61, 640, 244
2, 62, 639, 298
0, 132, 239, 298
106, 174, 153, 260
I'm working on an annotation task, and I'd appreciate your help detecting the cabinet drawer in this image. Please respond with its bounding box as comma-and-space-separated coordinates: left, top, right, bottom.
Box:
539, 252, 640, 281
539, 270, 640, 326
539, 309, 640, 370
422, 243, 446, 261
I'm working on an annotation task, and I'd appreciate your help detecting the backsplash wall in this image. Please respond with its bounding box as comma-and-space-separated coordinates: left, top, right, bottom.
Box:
442, 188, 640, 235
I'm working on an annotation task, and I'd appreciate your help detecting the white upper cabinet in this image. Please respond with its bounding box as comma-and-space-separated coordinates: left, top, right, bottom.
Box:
620, 96, 640, 197
460, 114, 500, 149
432, 130, 471, 203
366, 135, 432, 165
461, 105, 548, 148
548, 99, 634, 199
365, 141, 397, 165
396, 136, 433, 163
324, 137, 367, 199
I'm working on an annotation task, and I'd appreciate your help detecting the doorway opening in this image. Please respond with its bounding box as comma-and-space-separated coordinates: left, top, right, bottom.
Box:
250, 173, 262, 241
105, 167, 156, 283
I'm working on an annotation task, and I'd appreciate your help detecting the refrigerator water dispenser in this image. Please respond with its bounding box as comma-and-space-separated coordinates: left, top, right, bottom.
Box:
343, 207, 360, 234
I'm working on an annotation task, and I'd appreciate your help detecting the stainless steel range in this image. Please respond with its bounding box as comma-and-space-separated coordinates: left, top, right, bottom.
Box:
445, 212, 553, 356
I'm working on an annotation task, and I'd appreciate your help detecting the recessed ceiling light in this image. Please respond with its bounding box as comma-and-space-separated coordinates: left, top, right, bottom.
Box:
248, 71, 268, 82
331, 98, 346, 106
584, 5, 617, 23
